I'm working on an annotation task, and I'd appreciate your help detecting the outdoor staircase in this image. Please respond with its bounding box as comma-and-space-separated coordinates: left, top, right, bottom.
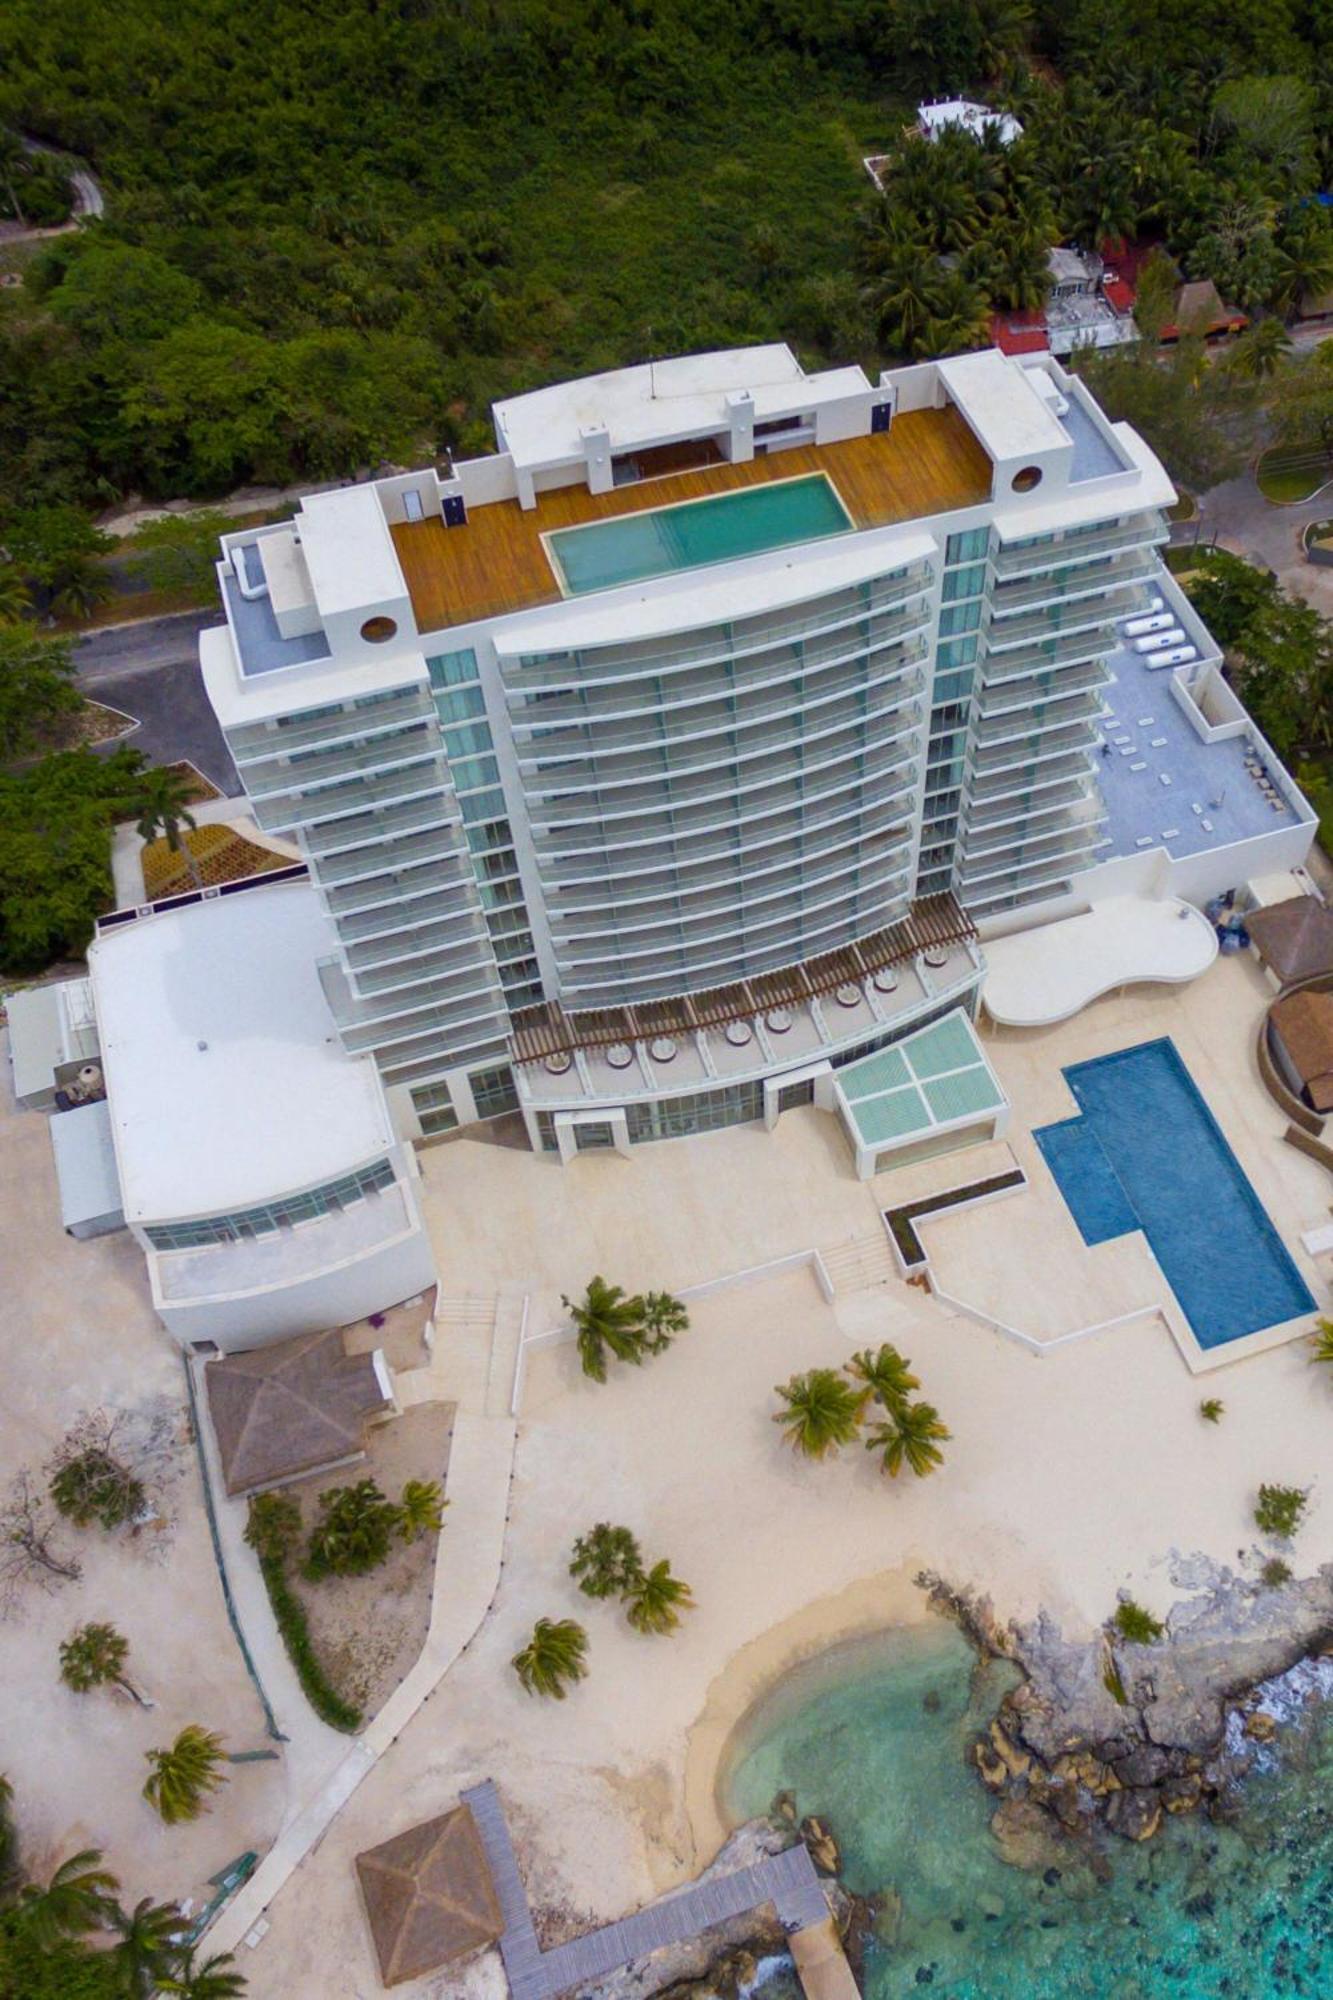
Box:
817, 1228, 899, 1295
393, 1289, 533, 1417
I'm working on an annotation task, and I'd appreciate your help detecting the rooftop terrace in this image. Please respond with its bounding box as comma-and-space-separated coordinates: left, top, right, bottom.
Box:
391, 407, 993, 634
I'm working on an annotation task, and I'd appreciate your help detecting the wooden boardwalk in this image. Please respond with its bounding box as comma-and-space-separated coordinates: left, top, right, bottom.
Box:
462, 1781, 841, 2000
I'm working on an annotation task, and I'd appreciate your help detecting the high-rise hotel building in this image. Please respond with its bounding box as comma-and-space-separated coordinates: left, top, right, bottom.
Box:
198, 346, 1237, 1159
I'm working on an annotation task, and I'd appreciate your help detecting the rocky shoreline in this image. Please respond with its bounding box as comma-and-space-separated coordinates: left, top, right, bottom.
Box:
919, 1554, 1333, 1867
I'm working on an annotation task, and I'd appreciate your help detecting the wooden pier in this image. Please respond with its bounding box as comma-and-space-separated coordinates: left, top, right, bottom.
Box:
462, 1780, 859, 2000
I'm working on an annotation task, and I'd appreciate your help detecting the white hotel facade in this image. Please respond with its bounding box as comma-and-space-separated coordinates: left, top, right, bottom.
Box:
197, 344, 1312, 1166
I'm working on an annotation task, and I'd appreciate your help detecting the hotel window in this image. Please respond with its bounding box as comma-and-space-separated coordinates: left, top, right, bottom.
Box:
939, 600, 982, 636
945, 528, 989, 565
942, 564, 987, 602
427, 648, 480, 688
470, 1064, 520, 1119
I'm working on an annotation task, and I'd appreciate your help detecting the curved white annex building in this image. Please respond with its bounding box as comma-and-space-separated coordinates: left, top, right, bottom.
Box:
198, 344, 1313, 1161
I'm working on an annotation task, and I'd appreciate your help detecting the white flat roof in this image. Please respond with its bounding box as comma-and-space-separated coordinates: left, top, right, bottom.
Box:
295, 487, 405, 618
493, 346, 872, 470
982, 895, 1218, 1027
938, 350, 1070, 464
492, 527, 936, 656
919, 99, 1022, 145
89, 881, 394, 1224
50, 1099, 123, 1230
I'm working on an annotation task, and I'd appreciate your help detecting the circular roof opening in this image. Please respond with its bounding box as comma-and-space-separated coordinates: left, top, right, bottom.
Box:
360, 615, 398, 644
1011, 465, 1043, 493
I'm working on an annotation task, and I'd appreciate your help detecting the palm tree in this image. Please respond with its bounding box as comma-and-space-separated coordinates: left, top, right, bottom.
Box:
49, 560, 113, 623
142, 1727, 227, 1825
561, 1276, 651, 1382
866, 1401, 951, 1479
59, 1621, 151, 1706
1310, 1318, 1333, 1366
641, 1291, 688, 1354
134, 765, 201, 889
919, 273, 993, 359
1227, 317, 1292, 381
846, 1345, 920, 1412
772, 1370, 866, 1459
15, 1849, 118, 1948
108, 1895, 187, 1999
1269, 229, 1333, 321
511, 1617, 589, 1699
625, 1559, 694, 1636
394, 1479, 446, 1542
569, 1522, 644, 1598
158, 1946, 247, 1998
0, 564, 31, 624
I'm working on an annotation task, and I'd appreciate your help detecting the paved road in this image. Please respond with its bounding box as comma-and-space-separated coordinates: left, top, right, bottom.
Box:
73, 609, 220, 685
1193, 475, 1333, 615
72, 611, 240, 796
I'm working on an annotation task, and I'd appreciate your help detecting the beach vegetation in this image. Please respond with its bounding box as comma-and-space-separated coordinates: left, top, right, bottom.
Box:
48, 1417, 146, 1533
302, 1479, 398, 1579
624, 1560, 695, 1636
1199, 1399, 1225, 1424
846, 1344, 920, 1411
1254, 1484, 1309, 1540
772, 1370, 867, 1458
641, 1291, 689, 1354
141, 1726, 227, 1825
569, 1524, 644, 1599
1309, 1319, 1333, 1367
1102, 1659, 1129, 1705
1112, 1599, 1164, 1644
865, 1400, 951, 1479
394, 1479, 446, 1543
0, 1473, 81, 1612
1261, 1557, 1294, 1587
243, 1496, 361, 1732
0, 1777, 247, 1994
57, 1622, 142, 1704
512, 1617, 589, 1699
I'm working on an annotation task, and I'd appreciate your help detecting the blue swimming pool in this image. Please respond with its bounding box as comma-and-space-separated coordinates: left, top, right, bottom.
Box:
1034, 1038, 1313, 1348
546, 474, 851, 595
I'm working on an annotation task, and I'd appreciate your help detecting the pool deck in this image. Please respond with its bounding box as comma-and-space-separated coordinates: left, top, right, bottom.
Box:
391, 407, 993, 633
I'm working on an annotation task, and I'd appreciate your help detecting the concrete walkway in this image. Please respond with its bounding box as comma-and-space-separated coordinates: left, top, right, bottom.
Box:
462, 1780, 845, 2000
206, 1402, 518, 1956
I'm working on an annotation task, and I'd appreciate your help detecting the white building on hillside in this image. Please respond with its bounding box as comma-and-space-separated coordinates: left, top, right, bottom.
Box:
917, 100, 1023, 147
185, 343, 1312, 1163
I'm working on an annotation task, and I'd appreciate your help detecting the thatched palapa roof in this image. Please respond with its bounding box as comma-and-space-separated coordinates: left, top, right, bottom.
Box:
356, 1807, 502, 1986
1247, 897, 1333, 988
1270, 987, 1333, 1113
205, 1326, 391, 1496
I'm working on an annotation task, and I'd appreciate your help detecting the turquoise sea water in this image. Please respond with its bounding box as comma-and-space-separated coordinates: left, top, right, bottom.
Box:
723, 1621, 1333, 2000
547, 474, 851, 594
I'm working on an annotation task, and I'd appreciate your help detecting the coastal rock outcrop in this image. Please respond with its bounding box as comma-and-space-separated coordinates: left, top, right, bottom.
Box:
918, 1554, 1333, 1862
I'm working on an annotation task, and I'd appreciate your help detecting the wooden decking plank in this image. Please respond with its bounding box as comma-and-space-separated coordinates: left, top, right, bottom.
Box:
393, 409, 992, 634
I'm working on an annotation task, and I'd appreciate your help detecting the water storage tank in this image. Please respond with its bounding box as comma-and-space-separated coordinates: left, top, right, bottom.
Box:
1135, 628, 1185, 653
1123, 611, 1176, 637
1145, 644, 1198, 669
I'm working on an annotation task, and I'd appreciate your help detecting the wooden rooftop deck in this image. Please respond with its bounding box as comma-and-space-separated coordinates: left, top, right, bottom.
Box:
392, 406, 992, 635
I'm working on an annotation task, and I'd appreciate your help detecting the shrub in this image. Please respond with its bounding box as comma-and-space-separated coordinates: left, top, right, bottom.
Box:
244, 1491, 302, 1565
1112, 1599, 1164, 1644
1254, 1484, 1309, 1540
511, 1617, 589, 1699
569, 1524, 644, 1599
142, 1726, 226, 1824
1199, 1399, 1224, 1424
245, 1494, 362, 1731
255, 1552, 362, 1731
303, 1479, 398, 1579
1261, 1557, 1293, 1588
49, 1448, 144, 1531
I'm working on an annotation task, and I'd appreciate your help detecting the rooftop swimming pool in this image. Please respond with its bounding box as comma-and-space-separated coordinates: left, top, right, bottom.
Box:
545, 473, 852, 595
1034, 1037, 1313, 1348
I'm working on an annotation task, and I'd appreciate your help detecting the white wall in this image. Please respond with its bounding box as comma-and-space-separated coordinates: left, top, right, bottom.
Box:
152, 1225, 438, 1352
456, 454, 521, 508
